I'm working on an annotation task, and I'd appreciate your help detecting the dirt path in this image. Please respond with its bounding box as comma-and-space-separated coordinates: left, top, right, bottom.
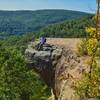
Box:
47, 38, 81, 52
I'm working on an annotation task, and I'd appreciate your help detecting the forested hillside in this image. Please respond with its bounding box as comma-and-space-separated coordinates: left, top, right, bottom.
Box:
0, 10, 90, 35
40, 15, 94, 37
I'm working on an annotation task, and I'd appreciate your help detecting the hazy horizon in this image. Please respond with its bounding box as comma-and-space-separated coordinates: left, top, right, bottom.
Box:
0, 9, 93, 14
0, 0, 96, 13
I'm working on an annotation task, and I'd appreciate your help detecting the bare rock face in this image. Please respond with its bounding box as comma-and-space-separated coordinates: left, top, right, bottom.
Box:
25, 42, 88, 100
25, 43, 63, 88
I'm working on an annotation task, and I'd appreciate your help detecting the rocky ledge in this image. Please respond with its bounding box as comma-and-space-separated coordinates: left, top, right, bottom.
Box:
25, 43, 63, 88
25, 42, 90, 100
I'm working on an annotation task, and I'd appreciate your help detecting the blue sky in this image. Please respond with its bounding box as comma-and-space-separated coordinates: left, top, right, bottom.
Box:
0, 0, 96, 13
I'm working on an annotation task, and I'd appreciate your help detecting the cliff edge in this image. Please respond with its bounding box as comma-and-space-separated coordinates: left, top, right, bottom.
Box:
25, 40, 90, 100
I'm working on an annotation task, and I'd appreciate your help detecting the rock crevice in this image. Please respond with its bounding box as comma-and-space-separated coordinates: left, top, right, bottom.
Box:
25, 43, 63, 88
25, 42, 88, 100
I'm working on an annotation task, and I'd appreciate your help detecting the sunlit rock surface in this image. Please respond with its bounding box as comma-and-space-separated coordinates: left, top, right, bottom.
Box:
25, 42, 93, 100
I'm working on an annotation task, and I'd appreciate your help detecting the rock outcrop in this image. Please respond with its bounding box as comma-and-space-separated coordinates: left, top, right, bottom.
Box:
25, 42, 89, 100
25, 43, 63, 88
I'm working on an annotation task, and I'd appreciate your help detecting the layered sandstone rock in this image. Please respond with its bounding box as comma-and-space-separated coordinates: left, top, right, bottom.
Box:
25, 42, 91, 100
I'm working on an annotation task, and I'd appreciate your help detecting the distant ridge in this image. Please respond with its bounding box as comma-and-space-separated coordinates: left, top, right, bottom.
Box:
0, 9, 90, 35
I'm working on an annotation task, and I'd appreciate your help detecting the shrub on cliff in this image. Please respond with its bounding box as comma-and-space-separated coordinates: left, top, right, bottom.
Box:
75, 15, 100, 99
0, 48, 51, 100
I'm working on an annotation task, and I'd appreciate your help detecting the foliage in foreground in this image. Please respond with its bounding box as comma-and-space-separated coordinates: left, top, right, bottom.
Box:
76, 65, 100, 98
0, 33, 51, 100
75, 15, 100, 99
77, 38, 100, 58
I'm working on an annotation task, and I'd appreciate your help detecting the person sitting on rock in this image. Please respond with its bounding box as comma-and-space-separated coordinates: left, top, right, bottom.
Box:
35, 35, 46, 50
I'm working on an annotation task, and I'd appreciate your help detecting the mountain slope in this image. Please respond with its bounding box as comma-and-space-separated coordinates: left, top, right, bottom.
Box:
40, 15, 93, 38
0, 10, 90, 35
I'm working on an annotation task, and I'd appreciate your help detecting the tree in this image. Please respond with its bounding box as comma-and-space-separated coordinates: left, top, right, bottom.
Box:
0, 48, 50, 100
75, 14, 100, 99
